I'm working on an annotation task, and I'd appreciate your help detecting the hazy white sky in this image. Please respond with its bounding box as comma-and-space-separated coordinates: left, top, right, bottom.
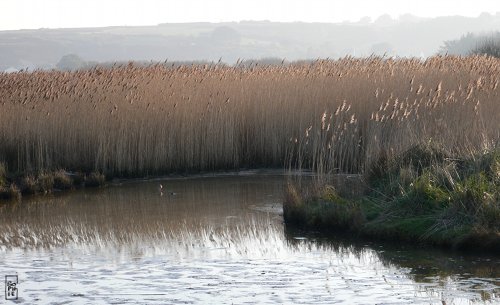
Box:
1, 0, 499, 30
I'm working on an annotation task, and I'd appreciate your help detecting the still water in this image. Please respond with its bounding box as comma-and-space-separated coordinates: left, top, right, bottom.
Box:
0, 172, 498, 304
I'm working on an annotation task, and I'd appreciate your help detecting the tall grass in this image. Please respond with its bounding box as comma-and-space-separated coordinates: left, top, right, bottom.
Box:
0, 56, 499, 177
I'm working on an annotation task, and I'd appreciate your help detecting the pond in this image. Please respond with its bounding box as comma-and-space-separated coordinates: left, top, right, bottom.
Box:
0, 172, 498, 304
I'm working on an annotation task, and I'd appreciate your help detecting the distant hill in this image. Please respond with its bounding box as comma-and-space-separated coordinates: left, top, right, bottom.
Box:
1, 13, 500, 71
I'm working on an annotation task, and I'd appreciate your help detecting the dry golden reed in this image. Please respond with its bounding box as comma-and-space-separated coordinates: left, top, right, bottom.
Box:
0, 56, 499, 176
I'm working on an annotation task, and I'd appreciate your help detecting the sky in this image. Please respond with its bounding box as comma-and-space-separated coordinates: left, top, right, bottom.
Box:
1, 0, 499, 31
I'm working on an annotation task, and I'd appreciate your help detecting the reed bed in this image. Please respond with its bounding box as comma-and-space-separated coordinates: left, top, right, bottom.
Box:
0, 56, 499, 177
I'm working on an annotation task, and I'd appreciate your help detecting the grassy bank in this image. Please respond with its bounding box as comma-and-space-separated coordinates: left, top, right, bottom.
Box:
284, 145, 500, 252
0, 163, 105, 201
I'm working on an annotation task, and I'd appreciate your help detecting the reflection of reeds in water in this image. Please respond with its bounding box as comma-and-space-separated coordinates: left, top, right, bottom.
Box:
1, 206, 497, 304
378, 247, 500, 303
0, 214, 294, 259
381, 249, 499, 303
284, 228, 500, 303
0, 176, 286, 252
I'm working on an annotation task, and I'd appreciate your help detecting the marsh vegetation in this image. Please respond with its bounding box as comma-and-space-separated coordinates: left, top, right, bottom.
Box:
1, 56, 498, 175
0, 56, 499, 249
284, 146, 500, 251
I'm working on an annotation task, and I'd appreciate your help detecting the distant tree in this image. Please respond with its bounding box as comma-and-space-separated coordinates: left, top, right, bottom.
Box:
398, 14, 421, 23
470, 38, 500, 58
374, 14, 395, 26
440, 32, 500, 57
211, 26, 241, 45
357, 16, 372, 24
370, 42, 394, 57
56, 54, 87, 71
439, 33, 478, 55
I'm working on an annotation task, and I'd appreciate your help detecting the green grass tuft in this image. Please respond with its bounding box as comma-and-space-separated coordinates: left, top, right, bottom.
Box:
284, 148, 500, 252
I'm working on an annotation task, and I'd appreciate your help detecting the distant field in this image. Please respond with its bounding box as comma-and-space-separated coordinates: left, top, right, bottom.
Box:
0, 56, 499, 176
